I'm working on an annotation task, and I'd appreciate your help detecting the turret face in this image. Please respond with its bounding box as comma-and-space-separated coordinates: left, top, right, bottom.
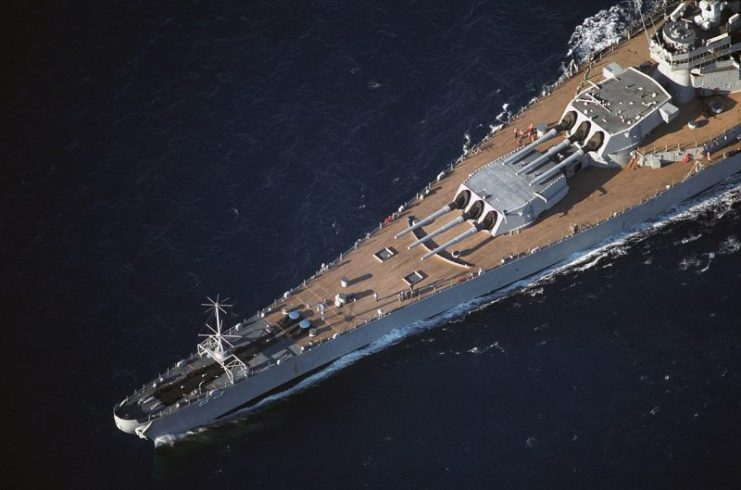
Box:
564, 66, 674, 167
448, 64, 680, 246
457, 141, 574, 237
403, 19, 737, 261
650, 1, 741, 103
435, 64, 679, 250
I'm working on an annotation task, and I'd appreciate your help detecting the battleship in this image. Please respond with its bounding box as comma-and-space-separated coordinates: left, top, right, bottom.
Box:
115, 1, 741, 443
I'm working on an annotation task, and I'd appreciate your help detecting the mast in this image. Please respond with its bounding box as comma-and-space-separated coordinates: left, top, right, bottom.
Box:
197, 296, 248, 383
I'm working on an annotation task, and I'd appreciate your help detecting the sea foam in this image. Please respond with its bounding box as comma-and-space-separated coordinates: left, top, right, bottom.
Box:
565, 0, 663, 65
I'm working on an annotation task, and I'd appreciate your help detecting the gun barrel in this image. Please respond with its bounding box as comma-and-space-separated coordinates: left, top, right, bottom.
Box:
394, 205, 452, 239
501, 128, 558, 167
517, 139, 572, 175
531, 149, 584, 186
408, 215, 466, 249
421, 226, 480, 261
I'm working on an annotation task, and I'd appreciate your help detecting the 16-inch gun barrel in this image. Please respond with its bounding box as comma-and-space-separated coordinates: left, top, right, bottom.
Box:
408, 215, 466, 249
517, 139, 572, 175
531, 149, 585, 186
500, 128, 558, 167
421, 225, 480, 261
394, 205, 453, 239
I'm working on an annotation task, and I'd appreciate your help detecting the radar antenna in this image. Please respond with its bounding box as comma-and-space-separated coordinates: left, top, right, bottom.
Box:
197, 296, 248, 384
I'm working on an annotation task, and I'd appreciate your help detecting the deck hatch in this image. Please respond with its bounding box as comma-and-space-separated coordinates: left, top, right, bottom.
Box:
374, 246, 397, 262
403, 270, 427, 287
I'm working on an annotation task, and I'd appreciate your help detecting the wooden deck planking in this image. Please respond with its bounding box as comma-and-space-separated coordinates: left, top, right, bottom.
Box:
261, 29, 740, 347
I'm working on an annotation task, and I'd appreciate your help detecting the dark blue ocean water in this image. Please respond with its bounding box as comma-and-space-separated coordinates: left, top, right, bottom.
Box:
4, 1, 741, 488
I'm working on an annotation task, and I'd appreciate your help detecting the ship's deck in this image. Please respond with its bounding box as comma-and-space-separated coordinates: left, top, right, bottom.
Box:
261, 30, 740, 349
122, 24, 740, 418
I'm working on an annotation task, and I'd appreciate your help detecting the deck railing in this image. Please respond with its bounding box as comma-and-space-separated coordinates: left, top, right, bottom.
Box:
146, 119, 739, 425
141, 1, 736, 423
262, 2, 677, 312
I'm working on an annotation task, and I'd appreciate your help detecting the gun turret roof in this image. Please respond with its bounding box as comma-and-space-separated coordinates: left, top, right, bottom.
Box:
570, 67, 671, 135
464, 148, 569, 214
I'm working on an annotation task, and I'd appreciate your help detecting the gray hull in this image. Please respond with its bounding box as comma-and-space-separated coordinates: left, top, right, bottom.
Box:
139, 154, 741, 442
